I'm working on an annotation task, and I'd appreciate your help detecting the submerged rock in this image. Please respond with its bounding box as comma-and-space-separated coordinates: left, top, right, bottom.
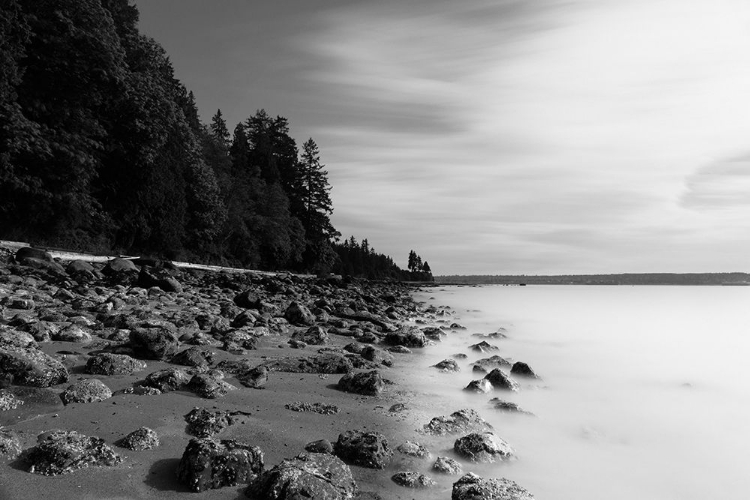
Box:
391, 471, 436, 489
468, 341, 499, 353
247, 452, 356, 500
433, 456, 463, 475
490, 398, 533, 415
384, 328, 428, 348
334, 430, 393, 469
176, 437, 264, 492
484, 369, 519, 392
510, 361, 540, 379
451, 473, 535, 500
397, 441, 430, 459
454, 432, 515, 463
464, 379, 493, 393
24, 430, 122, 475
432, 359, 461, 372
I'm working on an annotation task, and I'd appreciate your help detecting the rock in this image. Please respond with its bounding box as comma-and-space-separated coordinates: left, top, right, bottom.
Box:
433, 456, 463, 475
284, 302, 316, 326
291, 326, 329, 345
0, 326, 36, 348
422, 409, 493, 436
387, 345, 411, 354
52, 324, 92, 343
238, 365, 269, 389
304, 439, 334, 454
396, 441, 430, 459
391, 471, 436, 488
473, 355, 512, 371
468, 341, 499, 353
464, 379, 493, 393
176, 437, 264, 492
337, 370, 384, 396
14, 247, 65, 273
171, 346, 213, 369
432, 359, 460, 372
116, 427, 159, 450
24, 430, 122, 475
247, 452, 356, 500
451, 473, 535, 500
142, 367, 191, 392
0, 343, 69, 387
60, 379, 112, 405
233, 290, 262, 309
453, 432, 514, 463
484, 369, 519, 392
184, 407, 238, 438
187, 371, 236, 399
490, 399, 533, 415
0, 389, 24, 410
333, 430, 392, 469
0, 428, 22, 458
5, 297, 35, 309
262, 353, 353, 374
103, 257, 138, 275
129, 327, 180, 360
383, 328, 428, 348
285, 401, 339, 415
66, 260, 96, 275
85, 353, 147, 376
361, 346, 393, 367
510, 361, 540, 379
137, 268, 182, 293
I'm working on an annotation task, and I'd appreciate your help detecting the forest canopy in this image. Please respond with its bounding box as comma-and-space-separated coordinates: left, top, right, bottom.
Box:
0, 0, 432, 280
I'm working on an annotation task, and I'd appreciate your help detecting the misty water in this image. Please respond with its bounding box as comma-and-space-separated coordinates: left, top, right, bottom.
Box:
401, 285, 750, 499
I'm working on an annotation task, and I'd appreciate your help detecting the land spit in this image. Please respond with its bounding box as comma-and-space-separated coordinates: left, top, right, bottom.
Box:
0, 245, 535, 499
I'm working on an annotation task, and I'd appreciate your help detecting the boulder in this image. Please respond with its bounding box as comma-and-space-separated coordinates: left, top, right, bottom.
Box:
233, 290, 262, 310
0, 344, 69, 387
85, 353, 147, 376
284, 302, 316, 326
116, 427, 159, 451
468, 341, 499, 353
433, 359, 460, 372
142, 367, 191, 392
0, 428, 22, 459
176, 437, 264, 492
337, 370, 384, 396
247, 452, 356, 500
464, 379, 493, 393
510, 361, 540, 379
396, 441, 430, 459
490, 399, 533, 415
103, 257, 138, 275
60, 379, 112, 405
171, 346, 214, 369
129, 327, 180, 360
24, 430, 122, 475
0, 389, 24, 410
14, 247, 65, 273
453, 432, 514, 463
451, 473, 535, 500
184, 407, 237, 438
291, 326, 329, 345
383, 328, 428, 348
433, 456, 463, 475
391, 471, 436, 489
51, 324, 92, 343
238, 365, 269, 389
262, 353, 353, 374
422, 409, 493, 436
472, 355, 512, 371
304, 439, 334, 454
186, 371, 236, 399
484, 369, 519, 392
361, 346, 393, 367
333, 430, 392, 469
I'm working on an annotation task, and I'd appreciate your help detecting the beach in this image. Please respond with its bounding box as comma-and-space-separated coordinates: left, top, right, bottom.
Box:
0, 247, 534, 500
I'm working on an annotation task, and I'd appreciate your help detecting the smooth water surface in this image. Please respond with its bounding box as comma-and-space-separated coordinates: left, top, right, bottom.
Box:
407, 285, 750, 500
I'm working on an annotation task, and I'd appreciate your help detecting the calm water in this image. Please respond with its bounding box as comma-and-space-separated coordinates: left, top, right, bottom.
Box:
406, 285, 750, 500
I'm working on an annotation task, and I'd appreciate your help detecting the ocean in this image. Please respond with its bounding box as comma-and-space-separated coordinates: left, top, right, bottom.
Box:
404, 284, 750, 499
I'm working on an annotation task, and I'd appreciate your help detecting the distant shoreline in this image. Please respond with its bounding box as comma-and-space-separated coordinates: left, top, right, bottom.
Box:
435, 273, 750, 286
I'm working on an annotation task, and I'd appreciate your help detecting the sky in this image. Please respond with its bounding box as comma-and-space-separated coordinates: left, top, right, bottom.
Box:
135, 0, 750, 275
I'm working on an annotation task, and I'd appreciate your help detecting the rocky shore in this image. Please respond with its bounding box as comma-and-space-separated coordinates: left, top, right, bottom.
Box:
0, 245, 536, 499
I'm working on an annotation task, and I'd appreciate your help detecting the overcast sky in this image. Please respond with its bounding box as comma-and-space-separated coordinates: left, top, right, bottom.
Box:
136, 0, 750, 275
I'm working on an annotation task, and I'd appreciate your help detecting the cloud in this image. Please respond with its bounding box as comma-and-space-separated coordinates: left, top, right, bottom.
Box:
681, 155, 750, 210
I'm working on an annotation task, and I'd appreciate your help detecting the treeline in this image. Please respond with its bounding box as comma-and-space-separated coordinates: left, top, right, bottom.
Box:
0, 0, 434, 279
331, 237, 433, 281
0, 1, 316, 272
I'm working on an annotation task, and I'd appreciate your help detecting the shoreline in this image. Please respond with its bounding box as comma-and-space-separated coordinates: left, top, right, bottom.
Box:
0, 247, 533, 499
